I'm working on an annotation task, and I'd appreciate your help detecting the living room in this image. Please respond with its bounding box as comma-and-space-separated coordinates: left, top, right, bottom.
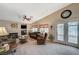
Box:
0, 3, 79, 55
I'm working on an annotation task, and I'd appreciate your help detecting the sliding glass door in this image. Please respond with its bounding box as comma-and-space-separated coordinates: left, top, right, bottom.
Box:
57, 21, 78, 45
57, 24, 64, 41
68, 22, 78, 44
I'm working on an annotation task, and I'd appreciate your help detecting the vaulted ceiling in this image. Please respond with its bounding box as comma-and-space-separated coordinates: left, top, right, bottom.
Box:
0, 3, 71, 24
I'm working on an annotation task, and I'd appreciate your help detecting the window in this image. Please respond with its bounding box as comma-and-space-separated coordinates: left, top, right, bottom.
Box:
68, 22, 78, 44
32, 28, 38, 32
57, 24, 64, 41
39, 24, 49, 33
40, 28, 44, 33
39, 28, 49, 33
44, 28, 49, 33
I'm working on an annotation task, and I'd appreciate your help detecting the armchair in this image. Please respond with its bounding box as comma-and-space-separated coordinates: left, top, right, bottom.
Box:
37, 33, 47, 45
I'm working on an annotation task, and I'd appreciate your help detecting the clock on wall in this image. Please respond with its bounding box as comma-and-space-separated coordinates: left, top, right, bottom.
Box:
61, 10, 72, 19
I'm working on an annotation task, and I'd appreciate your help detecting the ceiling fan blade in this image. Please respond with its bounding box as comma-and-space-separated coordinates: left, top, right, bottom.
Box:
18, 15, 33, 21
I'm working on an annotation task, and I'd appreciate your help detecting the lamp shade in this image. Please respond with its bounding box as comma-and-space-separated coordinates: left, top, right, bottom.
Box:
0, 27, 8, 36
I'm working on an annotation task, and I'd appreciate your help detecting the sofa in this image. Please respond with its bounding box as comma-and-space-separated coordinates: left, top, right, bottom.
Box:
29, 32, 40, 40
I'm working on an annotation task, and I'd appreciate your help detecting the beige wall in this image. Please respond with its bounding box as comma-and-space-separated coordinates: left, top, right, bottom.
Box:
32, 3, 79, 39
33, 3, 79, 24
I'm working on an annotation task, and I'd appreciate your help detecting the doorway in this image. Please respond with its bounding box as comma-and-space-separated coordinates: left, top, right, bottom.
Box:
57, 21, 79, 47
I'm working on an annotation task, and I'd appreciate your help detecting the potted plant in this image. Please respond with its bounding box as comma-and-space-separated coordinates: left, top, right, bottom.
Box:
48, 34, 54, 42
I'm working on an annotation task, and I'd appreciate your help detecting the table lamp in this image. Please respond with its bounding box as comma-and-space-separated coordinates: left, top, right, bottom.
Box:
0, 27, 8, 42
0, 27, 8, 36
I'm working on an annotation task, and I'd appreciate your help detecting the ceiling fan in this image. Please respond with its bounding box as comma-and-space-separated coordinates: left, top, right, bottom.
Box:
22, 15, 33, 21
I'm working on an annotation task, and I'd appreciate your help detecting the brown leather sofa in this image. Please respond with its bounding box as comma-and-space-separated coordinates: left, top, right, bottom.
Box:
29, 32, 40, 40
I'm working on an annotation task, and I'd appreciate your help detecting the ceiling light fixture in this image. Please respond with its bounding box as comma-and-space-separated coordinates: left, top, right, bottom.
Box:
22, 15, 33, 21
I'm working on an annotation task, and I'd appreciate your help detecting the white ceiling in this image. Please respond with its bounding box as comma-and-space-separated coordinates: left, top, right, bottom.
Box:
0, 3, 71, 24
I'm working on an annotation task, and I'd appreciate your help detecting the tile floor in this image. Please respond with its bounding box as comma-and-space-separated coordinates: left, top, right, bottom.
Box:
14, 39, 79, 55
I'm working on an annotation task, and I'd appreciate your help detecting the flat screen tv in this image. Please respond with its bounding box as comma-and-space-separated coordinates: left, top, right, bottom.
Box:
21, 25, 27, 29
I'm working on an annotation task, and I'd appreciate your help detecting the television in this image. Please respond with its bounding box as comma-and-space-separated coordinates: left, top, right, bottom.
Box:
21, 25, 27, 29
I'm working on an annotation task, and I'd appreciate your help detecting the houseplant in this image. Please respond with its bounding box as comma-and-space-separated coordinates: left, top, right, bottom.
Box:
48, 34, 54, 42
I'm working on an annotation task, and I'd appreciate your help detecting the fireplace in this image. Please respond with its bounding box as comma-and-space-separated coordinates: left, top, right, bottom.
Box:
21, 30, 27, 35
